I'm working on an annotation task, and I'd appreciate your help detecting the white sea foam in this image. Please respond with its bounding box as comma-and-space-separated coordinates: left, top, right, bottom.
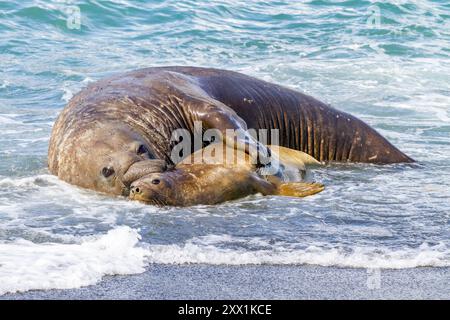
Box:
0, 80, 9, 89
384, 93, 450, 123
0, 115, 21, 125
61, 87, 73, 102
0, 174, 157, 229
0, 226, 147, 295
0, 174, 67, 190
82, 77, 95, 84
143, 235, 450, 269
0, 229, 449, 296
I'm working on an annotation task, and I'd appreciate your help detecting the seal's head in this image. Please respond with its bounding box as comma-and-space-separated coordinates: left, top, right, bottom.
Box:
49, 121, 167, 196
129, 172, 177, 206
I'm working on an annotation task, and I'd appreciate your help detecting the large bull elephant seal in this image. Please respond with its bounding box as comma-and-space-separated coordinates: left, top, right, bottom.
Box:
48, 66, 413, 196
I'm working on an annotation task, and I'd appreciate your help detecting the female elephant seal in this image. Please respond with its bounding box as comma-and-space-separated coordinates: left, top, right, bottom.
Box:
48, 66, 413, 196
129, 144, 324, 206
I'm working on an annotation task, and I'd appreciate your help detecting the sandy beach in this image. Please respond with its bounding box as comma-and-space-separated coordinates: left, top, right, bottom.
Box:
2, 265, 449, 300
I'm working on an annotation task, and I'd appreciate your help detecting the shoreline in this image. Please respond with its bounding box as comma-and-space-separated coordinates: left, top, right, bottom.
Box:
2, 264, 449, 300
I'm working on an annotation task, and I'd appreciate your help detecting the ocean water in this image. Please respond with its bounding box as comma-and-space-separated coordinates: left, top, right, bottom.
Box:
0, 0, 449, 295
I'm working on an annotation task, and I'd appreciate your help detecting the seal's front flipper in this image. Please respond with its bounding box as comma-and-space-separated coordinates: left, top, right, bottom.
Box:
276, 182, 324, 198
195, 101, 272, 167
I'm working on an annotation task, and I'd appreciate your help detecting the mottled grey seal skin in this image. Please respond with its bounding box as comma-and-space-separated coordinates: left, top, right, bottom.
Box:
48, 66, 413, 196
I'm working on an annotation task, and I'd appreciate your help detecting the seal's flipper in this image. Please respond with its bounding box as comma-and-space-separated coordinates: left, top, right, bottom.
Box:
264, 145, 320, 182
268, 145, 320, 167
276, 182, 324, 198
194, 100, 271, 166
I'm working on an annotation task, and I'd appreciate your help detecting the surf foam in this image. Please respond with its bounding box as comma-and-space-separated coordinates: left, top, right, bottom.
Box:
0, 226, 147, 295
143, 235, 450, 269
1, 230, 449, 296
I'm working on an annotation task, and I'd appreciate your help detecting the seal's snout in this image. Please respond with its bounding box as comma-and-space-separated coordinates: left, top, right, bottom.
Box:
130, 184, 142, 196
129, 179, 154, 202
129, 179, 165, 205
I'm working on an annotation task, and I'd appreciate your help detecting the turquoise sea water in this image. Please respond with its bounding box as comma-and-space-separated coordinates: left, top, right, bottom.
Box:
0, 0, 449, 294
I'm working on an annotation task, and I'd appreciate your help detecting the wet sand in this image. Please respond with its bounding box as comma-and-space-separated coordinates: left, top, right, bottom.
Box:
2, 264, 449, 300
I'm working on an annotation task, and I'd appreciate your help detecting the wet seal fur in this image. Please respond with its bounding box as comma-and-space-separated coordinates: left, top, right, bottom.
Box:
48, 66, 413, 196
129, 144, 324, 206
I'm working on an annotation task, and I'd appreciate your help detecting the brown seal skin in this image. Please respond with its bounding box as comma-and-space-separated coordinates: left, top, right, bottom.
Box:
129, 164, 273, 206
129, 165, 325, 207
48, 66, 413, 196
128, 145, 325, 206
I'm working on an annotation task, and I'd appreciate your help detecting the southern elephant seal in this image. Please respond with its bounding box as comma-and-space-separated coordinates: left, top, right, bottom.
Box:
129, 144, 324, 206
48, 66, 413, 196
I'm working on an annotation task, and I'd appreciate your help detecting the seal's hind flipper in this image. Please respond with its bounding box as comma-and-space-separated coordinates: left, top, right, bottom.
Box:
268, 145, 320, 167
276, 182, 324, 198
265, 145, 321, 182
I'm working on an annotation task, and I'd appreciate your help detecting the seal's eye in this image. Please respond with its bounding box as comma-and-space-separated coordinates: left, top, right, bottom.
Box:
101, 167, 115, 178
152, 179, 160, 185
137, 144, 148, 155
